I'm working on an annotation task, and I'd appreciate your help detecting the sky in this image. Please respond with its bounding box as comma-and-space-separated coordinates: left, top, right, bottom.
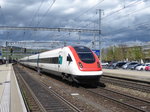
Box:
0, 0, 150, 49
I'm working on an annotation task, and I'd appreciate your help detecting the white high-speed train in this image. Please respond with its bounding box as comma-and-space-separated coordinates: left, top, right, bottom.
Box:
19, 46, 103, 84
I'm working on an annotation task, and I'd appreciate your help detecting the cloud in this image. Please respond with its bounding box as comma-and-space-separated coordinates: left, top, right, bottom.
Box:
63, 8, 77, 14
0, 0, 150, 48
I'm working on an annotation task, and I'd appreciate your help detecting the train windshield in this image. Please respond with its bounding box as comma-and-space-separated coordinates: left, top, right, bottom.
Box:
73, 46, 95, 63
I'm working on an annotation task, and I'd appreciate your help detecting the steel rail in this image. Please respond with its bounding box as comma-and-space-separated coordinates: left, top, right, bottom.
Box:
104, 88, 150, 104
15, 65, 82, 112
14, 66, 47, 112
102, 75, 150, 85
101, 75, 150, 92
13, 67, 30, 112
40, 81, 82, 112
86, 88, 150, 112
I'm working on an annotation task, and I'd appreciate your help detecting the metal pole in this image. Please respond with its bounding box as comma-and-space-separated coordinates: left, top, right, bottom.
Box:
6, 41, 8, 66
98, 9, 102, 61
78, 31, 81, 45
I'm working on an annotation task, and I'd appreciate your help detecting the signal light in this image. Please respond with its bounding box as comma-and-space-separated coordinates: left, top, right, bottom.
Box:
78, 62, 83, 68
10, 48, 13, 53
24, 48, 26, 53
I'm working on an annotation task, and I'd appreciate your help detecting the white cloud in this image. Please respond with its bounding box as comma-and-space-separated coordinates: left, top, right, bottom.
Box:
63, 8, 77, 14
0, 1, 5, 6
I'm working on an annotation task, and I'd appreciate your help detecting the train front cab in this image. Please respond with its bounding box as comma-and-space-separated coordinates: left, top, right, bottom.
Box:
68, 46, 103, 84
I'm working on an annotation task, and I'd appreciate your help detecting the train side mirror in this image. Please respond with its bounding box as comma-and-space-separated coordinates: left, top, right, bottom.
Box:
67, 55, 72, 62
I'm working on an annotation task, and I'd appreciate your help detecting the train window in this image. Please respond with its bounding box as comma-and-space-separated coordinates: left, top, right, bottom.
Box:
27, 59, 37, 63
78, 52, 95, 63
74, 46, 95, 63
67, 54, 72, 62
74, 46, 90, 52
39, 57, 59, 64
25, 57, 59, 64
52, 57, 59, 64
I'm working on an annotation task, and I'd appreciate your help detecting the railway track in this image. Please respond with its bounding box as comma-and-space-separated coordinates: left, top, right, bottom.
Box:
86, 87, 150, 112
13, 65, 82, 112
14, 64, 150, 112
26, 65, 150, 112
101, 75, 150, 93
14, 65, 46, 112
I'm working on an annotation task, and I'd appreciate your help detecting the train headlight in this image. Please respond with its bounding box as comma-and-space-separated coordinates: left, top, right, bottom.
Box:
78, 62, 83, 68
97, 62, 101, 68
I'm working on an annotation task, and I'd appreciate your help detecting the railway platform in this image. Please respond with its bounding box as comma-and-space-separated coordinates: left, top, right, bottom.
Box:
103, 69, 150, 83
0, 64, 27, 112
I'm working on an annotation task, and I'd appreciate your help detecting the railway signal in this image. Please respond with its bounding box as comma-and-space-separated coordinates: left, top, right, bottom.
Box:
10, 48, 13, 55
24, 48, 26, 53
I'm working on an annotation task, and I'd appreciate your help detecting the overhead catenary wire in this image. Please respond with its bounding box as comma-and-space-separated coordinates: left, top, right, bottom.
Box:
36, 0, 56, 27
102, 21, 150, 36
76, 0, 144, 32
30, 0, 56, 41
28, 0, 45, 27
82, 0, 145, 31
68, 0, 105, 32
102, 3, 150, 26
83, 13, 99, 29
73, 0, 105, 21
102, 0, 143, 19
30, 0, 101, 46
101, 0, 150, 39
28, 0, 46, 41
125, 5, 150, 16
0, 5, 6, 25
29, 0, 102, 45
25, 0, 45, 40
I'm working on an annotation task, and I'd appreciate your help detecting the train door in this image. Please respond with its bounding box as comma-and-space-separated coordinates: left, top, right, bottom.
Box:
37, 53, 40, 73
58, 51, 63, 72
58, 50, 72, 74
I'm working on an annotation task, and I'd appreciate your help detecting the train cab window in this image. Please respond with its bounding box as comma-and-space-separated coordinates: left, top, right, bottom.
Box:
67, 54, 72, 62
73, 46, 95, 63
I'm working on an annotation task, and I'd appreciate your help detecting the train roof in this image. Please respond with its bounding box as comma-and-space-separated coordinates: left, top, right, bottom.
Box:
19, 45, 90, 60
